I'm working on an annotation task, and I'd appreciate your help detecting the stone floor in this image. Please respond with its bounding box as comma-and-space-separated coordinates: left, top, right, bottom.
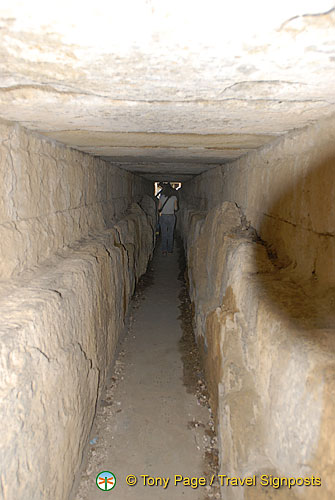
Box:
74, 239, 218, 500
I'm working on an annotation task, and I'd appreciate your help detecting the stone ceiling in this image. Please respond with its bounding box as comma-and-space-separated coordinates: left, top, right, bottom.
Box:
1, 1, 335, 180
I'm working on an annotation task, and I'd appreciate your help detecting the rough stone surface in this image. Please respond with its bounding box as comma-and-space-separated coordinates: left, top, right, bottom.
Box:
178, 115, 335, 499
0, 122, 155, 500
0, 120, 151, 279
1, 3, 335, 499
181, 114, 335, 286
0, 2, 335, 178
74, 246, 214, 500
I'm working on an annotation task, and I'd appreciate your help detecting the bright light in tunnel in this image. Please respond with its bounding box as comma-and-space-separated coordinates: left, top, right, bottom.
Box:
154, 182, 182, 196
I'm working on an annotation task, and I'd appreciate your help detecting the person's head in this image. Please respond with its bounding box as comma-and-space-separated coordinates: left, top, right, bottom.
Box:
162, 183, 175, 197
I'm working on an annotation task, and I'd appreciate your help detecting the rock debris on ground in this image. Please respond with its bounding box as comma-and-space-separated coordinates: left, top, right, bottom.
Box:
75, 237, 219, 500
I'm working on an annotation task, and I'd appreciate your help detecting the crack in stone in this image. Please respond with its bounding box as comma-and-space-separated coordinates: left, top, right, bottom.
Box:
279, 6, 335, 31
3, 138, 19, 220
263, 212, 335, 238
0, 84, 102, 98
0, 201, 109, 227
219, 80, 308, 95
114, 227, 130, 265
76, 341, 94, 370
103, 245, 113, 260
27, 346, 51, 362
48, 289, 62, 298
0, 85, 334, 106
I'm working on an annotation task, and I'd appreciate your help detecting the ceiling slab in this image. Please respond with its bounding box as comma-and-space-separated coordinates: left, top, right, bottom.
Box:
43, 131, 277, 149
1, 1, 335, 179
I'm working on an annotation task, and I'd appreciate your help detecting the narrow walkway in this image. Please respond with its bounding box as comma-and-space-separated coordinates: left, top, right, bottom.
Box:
75, 244, 216, 500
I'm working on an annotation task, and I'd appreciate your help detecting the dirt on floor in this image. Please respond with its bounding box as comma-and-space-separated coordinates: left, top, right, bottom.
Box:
74, 237, 220, 500
177, 237, 220, 499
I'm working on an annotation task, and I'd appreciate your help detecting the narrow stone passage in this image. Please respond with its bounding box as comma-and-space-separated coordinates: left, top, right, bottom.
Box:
74, 241, 218, 500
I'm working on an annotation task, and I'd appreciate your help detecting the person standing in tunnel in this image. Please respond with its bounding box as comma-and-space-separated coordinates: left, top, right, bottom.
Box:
158, 183, 178, 255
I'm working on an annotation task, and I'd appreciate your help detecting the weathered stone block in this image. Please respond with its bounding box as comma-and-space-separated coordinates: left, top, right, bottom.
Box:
0, 122, 154, 499
179, 116, 335, 499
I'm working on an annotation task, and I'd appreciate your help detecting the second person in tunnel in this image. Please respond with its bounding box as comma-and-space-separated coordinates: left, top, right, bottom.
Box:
158, 183, 178, 255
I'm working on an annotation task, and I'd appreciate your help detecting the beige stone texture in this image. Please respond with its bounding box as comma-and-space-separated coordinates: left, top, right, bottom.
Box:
0, 2, 335, 178
1, 2, 335, 499
179, 115, 335, 499
0, 121, 152, 280
0, 122, 155, 500
181, 114, 335, 286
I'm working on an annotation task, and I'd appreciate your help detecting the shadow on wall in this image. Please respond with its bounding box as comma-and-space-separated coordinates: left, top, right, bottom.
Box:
256, 155, 335, 331
211, 154, 335, 500
180, 149, 335, 499
248, 155, 335, 498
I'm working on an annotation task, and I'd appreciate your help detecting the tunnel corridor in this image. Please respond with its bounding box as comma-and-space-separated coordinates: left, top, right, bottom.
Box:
74, 242, 218, 500
1, 2, 335, 500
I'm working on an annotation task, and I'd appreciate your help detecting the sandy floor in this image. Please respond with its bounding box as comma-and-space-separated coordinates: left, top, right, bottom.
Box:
74, 241, 219, 500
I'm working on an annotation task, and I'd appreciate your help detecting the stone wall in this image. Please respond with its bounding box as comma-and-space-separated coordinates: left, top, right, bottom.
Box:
0, 121, 155, 500
0, 120, 152, 280
181, 114, 335, 285
179, 114, 335, 499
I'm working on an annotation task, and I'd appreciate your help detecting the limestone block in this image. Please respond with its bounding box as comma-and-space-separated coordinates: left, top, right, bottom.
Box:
138, 193, 157, 232
114, 203, 154, 292
0, 121, 152, 280
180, 193, 335, 499
181, 114, 335, 285
0, 120, 153, 499
0, 201, 154, 500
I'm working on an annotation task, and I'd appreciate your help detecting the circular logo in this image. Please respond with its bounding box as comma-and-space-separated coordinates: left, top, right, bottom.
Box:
96, 471, 116, 491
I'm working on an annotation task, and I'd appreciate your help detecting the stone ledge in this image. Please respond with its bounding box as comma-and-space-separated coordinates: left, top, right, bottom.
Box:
0, 203, 154, 500
179, 202, 335, 500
